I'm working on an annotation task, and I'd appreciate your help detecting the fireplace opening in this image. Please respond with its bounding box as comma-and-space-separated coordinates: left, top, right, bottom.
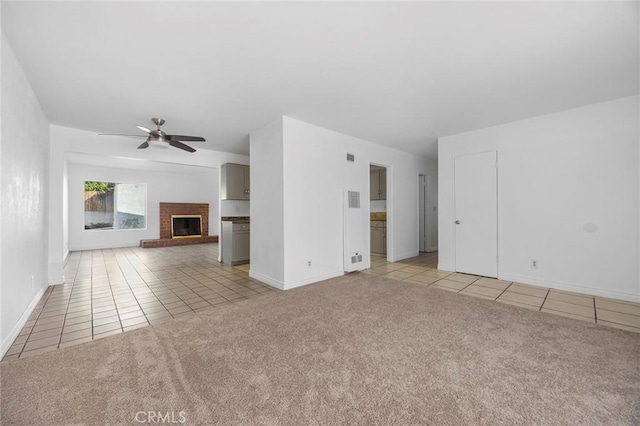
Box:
171, 215, 202, 238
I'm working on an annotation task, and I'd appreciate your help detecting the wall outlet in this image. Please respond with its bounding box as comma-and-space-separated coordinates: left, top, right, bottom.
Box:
530, 259, 538, 268
307, 260, 312, 269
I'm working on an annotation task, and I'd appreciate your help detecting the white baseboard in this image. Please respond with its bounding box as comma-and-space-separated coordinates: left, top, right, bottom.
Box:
499, 273, 640, 303
1, 285, 47, 358
249, 270, 345, 291
68, 242, 141, 251
282, 270, 345, 290
249, 271, 285, 290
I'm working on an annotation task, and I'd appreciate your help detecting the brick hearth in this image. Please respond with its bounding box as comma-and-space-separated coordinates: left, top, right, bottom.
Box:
140, 236, 218, 248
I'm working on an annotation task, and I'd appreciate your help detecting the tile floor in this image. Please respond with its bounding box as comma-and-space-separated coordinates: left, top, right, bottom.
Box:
3, 247, 639, 362
2, 244, 275, 361
365, 253, 640, 333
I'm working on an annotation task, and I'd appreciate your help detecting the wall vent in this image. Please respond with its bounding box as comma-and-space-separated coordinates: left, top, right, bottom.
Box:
343, 188, 365, 273
348, 191, 360, 208
346, 153, 355, 162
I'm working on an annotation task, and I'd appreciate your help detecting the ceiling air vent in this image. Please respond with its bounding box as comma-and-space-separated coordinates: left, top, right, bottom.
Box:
348, 191, 360, 208
346, 153, 355, 162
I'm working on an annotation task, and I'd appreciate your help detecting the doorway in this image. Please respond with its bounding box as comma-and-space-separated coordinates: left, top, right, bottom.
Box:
418, 174, 432, 252
370, 164, 388, 260
454, 151, 498, 277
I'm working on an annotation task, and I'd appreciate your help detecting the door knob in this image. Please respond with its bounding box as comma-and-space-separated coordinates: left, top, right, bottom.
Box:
455, 220, 460, 224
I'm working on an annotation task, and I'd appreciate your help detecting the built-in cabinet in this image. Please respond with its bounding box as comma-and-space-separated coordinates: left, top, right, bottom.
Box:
221, 163, 250, 200
221, 221, 250, 265
370, 168, 387, 200
371, 220, 387, 254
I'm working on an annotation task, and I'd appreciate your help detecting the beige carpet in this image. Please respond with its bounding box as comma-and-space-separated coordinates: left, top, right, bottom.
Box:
2, 273, 639, 425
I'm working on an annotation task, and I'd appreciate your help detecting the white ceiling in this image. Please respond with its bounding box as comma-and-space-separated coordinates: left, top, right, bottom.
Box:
3, 1, 638, 159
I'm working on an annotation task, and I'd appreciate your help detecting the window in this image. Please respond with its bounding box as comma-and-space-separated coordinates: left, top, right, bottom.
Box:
84, 181, 146, 230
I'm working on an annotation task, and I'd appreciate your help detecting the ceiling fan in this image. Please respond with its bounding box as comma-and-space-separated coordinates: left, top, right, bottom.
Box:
99, 118, 206, 153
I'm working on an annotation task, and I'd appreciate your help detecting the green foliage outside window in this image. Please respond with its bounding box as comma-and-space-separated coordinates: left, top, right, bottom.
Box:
84, 181, 114, 193
84, 181, 146, 231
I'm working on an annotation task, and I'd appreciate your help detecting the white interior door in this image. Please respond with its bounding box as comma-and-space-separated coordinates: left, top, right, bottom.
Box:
454, 151, 497, 277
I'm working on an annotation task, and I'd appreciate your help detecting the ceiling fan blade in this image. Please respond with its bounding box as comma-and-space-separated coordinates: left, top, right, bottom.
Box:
98, 133, 148, 139
136, 125, 151, 133
169, 140, 196, 153
167, 134, 206, 142
137, 141, 149, 149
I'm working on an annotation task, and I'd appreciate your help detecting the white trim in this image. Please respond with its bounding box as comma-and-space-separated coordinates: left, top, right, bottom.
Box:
250, 270, 345, 291
500, 273, 640, 303
249, 270, 285, 290
282, 270, 345, 290
1, 286, 47, 358
68, 242, 141, 251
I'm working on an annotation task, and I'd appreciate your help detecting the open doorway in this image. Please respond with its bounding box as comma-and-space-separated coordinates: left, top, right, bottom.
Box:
370, 164, 387, 261
419, 174, 435, 253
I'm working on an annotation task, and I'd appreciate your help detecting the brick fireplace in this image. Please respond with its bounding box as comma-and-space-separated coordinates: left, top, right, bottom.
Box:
159, 202, 209, 239
140, 202, 218, 248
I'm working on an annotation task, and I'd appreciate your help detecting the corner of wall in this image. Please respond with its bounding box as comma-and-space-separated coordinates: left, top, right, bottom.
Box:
0, 285, 47, 358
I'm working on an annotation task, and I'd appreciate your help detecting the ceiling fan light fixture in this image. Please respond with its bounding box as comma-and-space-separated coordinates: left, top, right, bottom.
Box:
148, 136, 170, 149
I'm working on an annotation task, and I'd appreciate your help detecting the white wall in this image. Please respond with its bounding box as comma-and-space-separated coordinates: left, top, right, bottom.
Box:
281, 117, 346, 288
249, 118, 285, 286
49, 125, 249, 283
220, 200, 250, 217
67, 162, 218, 250
249, 116, 435, 290
438, 96, 639, 302
1, 34, 50, 354
335, 119, 437, 263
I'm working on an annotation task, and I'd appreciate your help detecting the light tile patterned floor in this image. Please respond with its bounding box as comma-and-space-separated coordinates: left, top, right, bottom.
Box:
4, 248, 639, 361
365, 253, 640, 333
2, 244, 275, 361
